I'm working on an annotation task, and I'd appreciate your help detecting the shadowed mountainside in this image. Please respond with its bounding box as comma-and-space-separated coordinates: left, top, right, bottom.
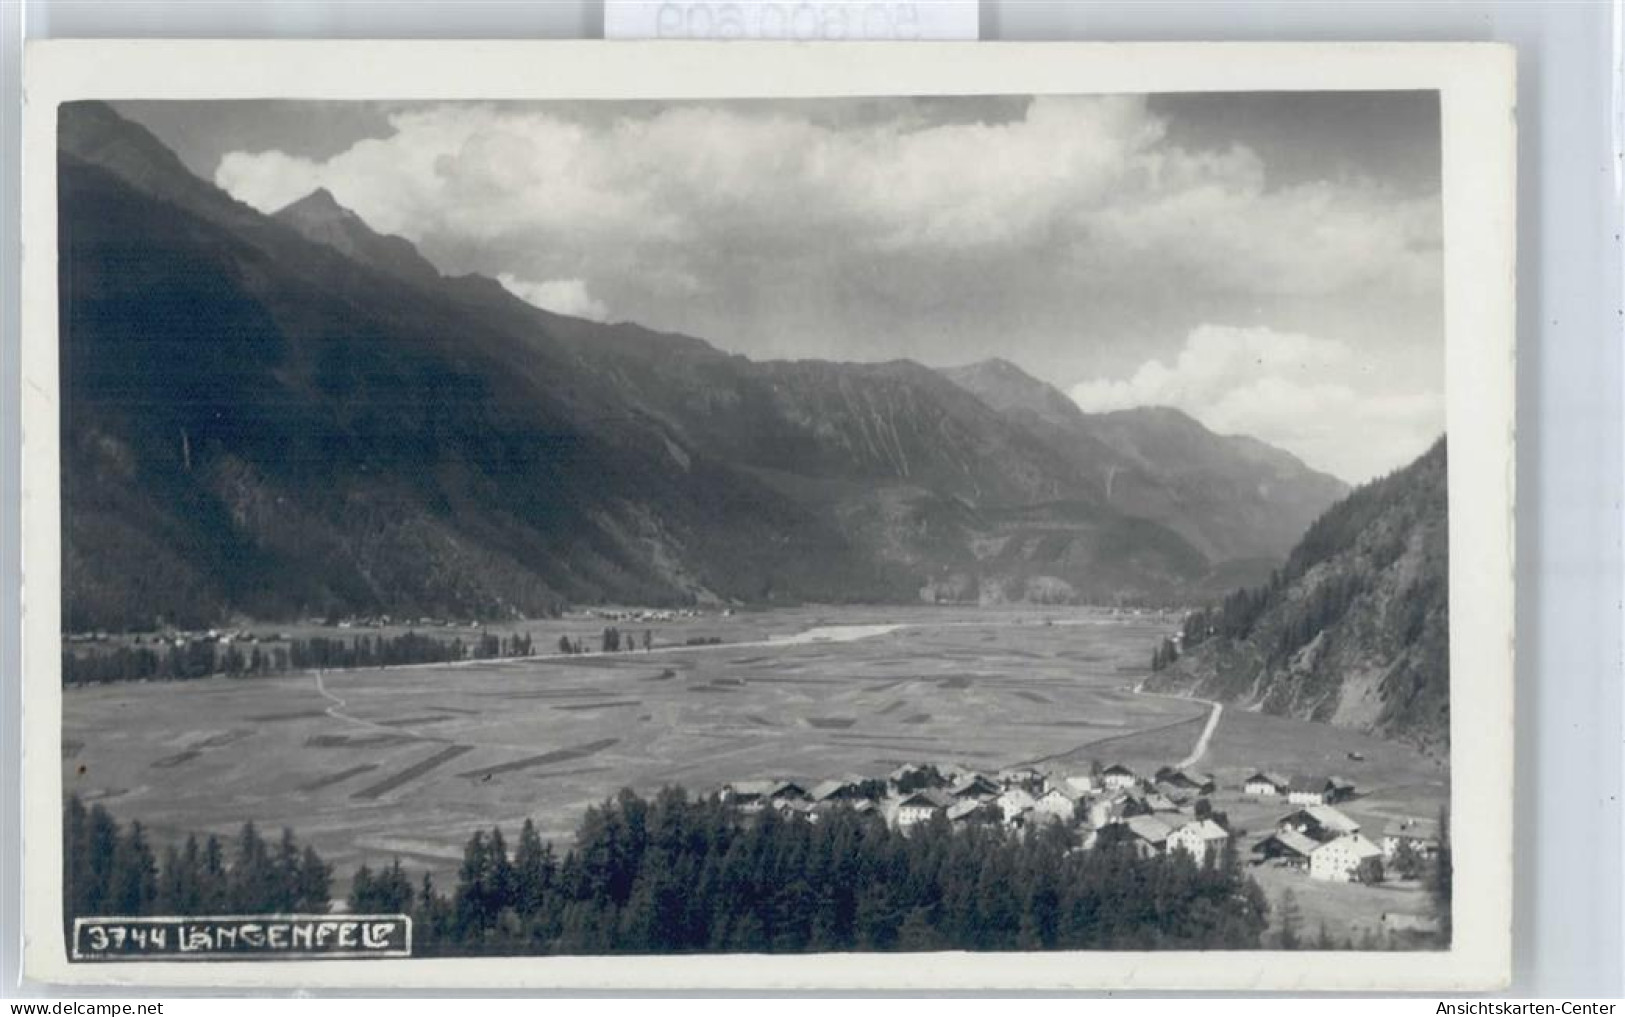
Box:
1145, 439, 1449, 750
941, 358, 1348, 565
59, 101, 1350, 629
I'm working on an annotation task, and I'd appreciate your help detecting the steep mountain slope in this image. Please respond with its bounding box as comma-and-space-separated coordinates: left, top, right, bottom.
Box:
59, 103, 908, 628
273, 188, 442, 285
1144, 439, 1449, 750
942, 359, 1349, 566
58, 101, 1337, 628
449, 320, 1217, 605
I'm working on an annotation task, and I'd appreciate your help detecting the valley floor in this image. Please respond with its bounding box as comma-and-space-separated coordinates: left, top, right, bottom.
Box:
62, 604, 1446, 946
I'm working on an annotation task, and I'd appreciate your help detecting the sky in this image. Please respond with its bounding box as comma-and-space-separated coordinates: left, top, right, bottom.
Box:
117, 93, 1443, 484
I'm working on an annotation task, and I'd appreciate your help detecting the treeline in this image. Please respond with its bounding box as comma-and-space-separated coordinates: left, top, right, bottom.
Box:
67, 789, 1273, 956
62, 630, 537, 686
1178, 439, 1449, 659
64, 796, 331, 924
1150, 636, 1180, 672
405, 789, 1271, 955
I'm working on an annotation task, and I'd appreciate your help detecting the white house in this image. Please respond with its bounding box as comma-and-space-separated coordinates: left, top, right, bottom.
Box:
1309, 834, 1385, 883
995, 787, 1038, 818
1166, 819, 1230, 865
1101, 764, 1140, 791
895, 789, 955, 829
1243, 771, 1290, 797
1033, 786, 1084, 823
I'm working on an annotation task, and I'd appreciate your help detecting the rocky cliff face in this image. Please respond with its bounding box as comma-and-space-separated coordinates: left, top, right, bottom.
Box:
1144, 440, 1449, 750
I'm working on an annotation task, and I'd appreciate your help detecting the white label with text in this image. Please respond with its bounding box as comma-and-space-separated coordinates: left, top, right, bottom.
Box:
605, 1, 979, 41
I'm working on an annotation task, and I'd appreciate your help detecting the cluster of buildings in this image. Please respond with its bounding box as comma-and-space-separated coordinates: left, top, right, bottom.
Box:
717, 762, 1445, 886
580, 607, 716, 623
1255, 804, 1442, 883
720, 761, 1235, 867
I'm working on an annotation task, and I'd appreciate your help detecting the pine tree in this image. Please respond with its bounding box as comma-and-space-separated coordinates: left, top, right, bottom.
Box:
109, 821, 158, 915
273, 827, 303, 911
83, 803, 120, 916
297, 844, 331, 912
229, 821, 274, 912
513, 819, 554, 919
200, 834, 228, 911
64, 796, 92, 920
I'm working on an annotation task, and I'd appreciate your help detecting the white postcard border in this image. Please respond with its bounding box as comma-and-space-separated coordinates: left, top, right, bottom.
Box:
19, 39, 1516, 991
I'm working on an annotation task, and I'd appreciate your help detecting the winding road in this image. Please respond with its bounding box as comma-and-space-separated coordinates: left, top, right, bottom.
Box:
1174, 699, 1224, 770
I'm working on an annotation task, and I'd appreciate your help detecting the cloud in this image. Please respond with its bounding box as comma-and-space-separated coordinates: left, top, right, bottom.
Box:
212, 97, 1440, 311
1069, 325, 1442, 483
209, 97, 1442, 478
497, 274, 609, 321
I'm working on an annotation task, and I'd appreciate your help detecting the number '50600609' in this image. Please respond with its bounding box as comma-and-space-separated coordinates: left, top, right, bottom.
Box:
654, 3, 924, 40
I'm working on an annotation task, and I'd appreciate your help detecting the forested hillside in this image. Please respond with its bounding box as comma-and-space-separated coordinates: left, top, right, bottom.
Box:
1146, 439, 1449, 750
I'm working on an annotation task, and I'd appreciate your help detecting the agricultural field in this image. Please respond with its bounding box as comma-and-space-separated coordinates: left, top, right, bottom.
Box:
62, 603, 1447, 938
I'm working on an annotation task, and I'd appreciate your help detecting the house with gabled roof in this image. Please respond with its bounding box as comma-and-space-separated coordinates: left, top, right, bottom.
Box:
1309, 834, 1385, 883
1244, 771, 1291, 797
1277, 805, 1361, 842
1287, 774, 1354, 806
1380, 816, 1443, 860
895, 788, 956, 829
1155, 767, 1216, 794
721, 779, 806, 812
946, 798, 990, 825
1102, 815, 1175, 858
1255, 828, 1319, 869
1167, 819, 1230, 864
808, 777, 865, 803
1100, 763, 1140, 791
949, 773, 1000, 801
1056, 773, 1099, 795
997, 766, 1045, 793
1124, 790, 1183, 817
995, 786, 1038, 817
1033, 785, 1084, 823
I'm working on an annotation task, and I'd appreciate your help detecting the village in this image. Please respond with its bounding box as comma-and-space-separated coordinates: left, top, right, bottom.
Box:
717, 759, 1444, 926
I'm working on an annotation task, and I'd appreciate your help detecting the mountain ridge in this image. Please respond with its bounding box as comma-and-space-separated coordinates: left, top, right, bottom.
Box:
59, 101, 1353, 629
1144, 438, 1449, 750
941, 358, 1349, 564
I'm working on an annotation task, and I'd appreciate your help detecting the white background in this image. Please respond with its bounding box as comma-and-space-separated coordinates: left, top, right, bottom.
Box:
2, 0, 1620, 999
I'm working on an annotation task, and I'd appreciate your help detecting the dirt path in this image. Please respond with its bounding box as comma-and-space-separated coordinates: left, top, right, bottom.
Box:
1175, 699, 1223, 769
1117, 678, 1225, 771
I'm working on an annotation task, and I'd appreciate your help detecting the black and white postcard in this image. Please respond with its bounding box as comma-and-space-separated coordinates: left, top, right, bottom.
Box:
20, 41, 1516, 990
